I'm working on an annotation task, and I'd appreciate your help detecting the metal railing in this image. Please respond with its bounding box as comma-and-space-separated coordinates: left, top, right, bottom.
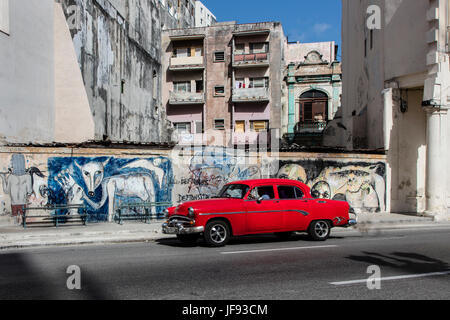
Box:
114, 201, 172, 225
22, 204, 88, 228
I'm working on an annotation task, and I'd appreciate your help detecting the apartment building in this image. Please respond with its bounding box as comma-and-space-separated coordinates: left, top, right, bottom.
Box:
162, 22, 285, 147
339, 0, 450, 220
283, 41, 342, 137
195, 0, 217, 27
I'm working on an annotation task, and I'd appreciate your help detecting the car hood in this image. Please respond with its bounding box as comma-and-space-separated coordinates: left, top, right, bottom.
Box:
173, 198, 243, 216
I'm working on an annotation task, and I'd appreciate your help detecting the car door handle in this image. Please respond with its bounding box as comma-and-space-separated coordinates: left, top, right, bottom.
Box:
317, 201, 327, 204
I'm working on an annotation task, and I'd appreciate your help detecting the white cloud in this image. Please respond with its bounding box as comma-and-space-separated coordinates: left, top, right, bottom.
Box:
313, 23, 331, 34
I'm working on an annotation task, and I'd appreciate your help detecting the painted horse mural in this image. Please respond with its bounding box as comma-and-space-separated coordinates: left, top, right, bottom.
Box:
49, 157, 173, 222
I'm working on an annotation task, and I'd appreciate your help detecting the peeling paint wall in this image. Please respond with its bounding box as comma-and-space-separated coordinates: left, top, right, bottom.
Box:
56, 0, 195, 144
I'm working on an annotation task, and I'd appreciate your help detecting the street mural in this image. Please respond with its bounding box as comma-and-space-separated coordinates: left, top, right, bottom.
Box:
48, 157, 173, 221
175, 147, 261, 203
0, 151, 387, 224
0, 154, 173, 222
0, 154, 48, 218
277, 160, 386, 213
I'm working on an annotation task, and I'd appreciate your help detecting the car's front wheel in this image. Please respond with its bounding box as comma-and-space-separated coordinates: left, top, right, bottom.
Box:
308, 220, 331, 241
204, 221, 231, 247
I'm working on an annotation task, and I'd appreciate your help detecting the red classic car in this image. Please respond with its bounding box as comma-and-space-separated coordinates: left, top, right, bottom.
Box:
162, 179, 357, 247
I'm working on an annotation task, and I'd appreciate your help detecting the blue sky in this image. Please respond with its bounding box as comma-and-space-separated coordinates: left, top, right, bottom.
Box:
202, 0, 342, 58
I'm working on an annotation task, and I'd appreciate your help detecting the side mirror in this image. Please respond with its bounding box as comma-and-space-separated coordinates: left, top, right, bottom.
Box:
257, 196, 265, 204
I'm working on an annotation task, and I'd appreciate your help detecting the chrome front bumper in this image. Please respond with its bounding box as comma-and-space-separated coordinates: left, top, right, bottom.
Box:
162, 222, 204, 235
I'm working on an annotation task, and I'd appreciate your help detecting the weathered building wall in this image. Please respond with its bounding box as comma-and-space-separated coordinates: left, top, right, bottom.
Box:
0, 0, 55, 145
56, 0, 195, 145
341, 0, 449, 219
0, 145, 387, 223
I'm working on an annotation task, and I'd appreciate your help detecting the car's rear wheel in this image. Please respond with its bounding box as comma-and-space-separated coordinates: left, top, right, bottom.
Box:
308, 220, 331, 241
177, 234, 199, 245
274, 232, 293, 240
204, 221, 230, 247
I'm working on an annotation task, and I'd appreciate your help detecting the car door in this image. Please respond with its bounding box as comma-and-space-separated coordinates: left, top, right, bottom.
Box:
244, 185, 284, 233
277, 185, 312, 231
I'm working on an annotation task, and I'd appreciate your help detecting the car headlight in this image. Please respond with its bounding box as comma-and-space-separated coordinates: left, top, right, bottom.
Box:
163, 209, 169, 219
188, 207, 195, 219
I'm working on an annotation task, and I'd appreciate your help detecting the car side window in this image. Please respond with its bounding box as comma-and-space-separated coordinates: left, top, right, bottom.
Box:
278, 186, 305, 199
248, 186, 275, 201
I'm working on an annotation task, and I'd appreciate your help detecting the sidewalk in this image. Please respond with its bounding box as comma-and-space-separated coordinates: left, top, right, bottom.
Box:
0, 213, 448, 250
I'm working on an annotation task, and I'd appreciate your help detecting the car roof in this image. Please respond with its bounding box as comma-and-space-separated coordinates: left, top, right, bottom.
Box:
227, 179, 308, 188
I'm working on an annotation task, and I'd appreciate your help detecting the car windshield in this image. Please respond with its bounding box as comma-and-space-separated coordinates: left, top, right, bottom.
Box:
217, 184, 250, 199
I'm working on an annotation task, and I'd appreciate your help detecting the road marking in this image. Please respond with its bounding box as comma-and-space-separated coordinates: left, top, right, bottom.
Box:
220, 245, 338, 255
349, 236, 406, 242
330, 271, 450, 286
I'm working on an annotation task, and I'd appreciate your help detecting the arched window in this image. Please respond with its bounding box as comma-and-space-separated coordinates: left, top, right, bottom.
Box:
299, 90, 328, 124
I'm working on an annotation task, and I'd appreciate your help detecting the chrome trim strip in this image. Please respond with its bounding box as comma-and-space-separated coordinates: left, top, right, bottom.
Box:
199, 210, 310, 217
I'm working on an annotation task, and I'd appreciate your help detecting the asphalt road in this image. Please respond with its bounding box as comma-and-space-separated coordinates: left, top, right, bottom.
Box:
0, 226, 449, 300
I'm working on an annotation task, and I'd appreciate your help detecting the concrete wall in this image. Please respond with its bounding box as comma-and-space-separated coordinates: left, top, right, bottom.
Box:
0, 145, 387, 222
195, 0, 216, 28
56, 0, 196, 144
0, 0, 55, 144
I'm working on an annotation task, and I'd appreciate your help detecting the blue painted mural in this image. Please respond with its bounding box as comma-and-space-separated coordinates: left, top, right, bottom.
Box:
47, 157, 173, 222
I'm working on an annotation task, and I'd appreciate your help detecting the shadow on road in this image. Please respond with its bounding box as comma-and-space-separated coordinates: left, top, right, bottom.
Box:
0, 252, 115, 300
156, 232, 344, 248
345, 252, 450, 275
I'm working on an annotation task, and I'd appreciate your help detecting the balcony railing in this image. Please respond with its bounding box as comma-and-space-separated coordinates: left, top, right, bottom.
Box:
169, 91, 205, 105
233, 53, 270, 67
294, 121, 327, 133
169, 56, 204, 70
232, 87, 269, 102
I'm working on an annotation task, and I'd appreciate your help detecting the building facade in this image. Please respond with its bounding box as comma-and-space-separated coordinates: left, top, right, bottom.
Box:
162, 22, 285, 147
339, 0, 450, 220
0, 0, 95, 145
283, 41, 342, 137
194, 0, 216, 28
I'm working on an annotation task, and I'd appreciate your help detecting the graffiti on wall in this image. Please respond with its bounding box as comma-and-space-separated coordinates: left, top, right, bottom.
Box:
0, 154, 48, 217
48, 157, 173, 221
277, 160, 386, 213
0, 154, 173, 222
176, 147, 261, 203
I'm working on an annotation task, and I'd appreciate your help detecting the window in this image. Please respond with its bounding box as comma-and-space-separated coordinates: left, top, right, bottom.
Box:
195, 121, 203, 134
234, 44, 245, 55
249, 77, 269, 88
175, 122, 191, 133
278, 186, 304, 200
173, 81, 191, 92
214, 86, 225, 96
218, 184, 250, 199
250, 120, 269, 132
152, 71, 158, 98
248, 186, 275, 201
235, 78, 245, 89
173, 47, 190, 58
250, 42, 268, 54
214, 119, 225, 130
235, 121, 245, 133
0, 0, 9, 35
214, 51, 225, 62
195, 80, 203, 93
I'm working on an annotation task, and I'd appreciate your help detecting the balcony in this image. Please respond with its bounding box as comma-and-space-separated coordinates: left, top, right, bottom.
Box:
169, 91, 205, 105
169, 56, 205, 71
233, 53, 270, 68
294, 121, 327, 133
232, 87, 269, 103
